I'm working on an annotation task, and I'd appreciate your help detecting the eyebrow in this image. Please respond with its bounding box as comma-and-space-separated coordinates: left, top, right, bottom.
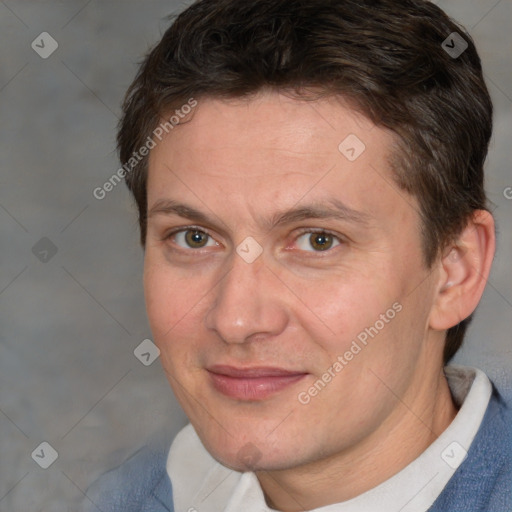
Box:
148, 198, 371, 230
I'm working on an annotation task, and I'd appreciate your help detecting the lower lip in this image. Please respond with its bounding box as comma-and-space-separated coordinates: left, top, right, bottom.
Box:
208, 372, 307, 401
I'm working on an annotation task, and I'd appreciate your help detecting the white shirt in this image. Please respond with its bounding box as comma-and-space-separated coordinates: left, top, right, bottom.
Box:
167, 365, 491, 512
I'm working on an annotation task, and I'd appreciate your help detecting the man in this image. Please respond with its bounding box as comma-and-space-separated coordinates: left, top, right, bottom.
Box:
87, 0, 511, 510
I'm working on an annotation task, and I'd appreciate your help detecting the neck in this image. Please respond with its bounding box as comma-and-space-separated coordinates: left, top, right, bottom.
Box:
257, 369, 458, 512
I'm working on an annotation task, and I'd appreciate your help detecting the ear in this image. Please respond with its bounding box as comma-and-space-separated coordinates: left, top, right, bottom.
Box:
429, 210, 495, 331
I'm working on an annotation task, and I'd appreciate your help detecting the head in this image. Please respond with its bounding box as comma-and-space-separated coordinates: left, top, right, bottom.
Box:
117, 0, 495, 473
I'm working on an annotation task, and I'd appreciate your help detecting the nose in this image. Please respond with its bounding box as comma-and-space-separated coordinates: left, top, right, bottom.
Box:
204, 251, 288, 345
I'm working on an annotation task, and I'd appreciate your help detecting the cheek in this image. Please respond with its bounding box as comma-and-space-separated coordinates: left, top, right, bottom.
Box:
144, 264, 197, 388
287, 267, 398, 355
143, 260, 205, 340
144, 265, 175, 338
143, 263, 207, 385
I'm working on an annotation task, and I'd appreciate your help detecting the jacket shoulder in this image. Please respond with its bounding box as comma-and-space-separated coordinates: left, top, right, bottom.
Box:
84, 443, 173, 512
429, 385, 512, 511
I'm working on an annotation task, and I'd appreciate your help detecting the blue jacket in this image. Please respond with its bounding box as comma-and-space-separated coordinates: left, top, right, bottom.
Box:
86, 385, 511, 512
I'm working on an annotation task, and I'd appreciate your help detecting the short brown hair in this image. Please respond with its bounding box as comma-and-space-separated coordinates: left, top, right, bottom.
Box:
117, 0, 493, 363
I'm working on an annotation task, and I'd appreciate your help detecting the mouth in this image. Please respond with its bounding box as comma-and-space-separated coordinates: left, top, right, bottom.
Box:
206, 365, 308, 401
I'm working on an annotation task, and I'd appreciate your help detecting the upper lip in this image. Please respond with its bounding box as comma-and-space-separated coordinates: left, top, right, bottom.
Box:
207, 365, 307, 378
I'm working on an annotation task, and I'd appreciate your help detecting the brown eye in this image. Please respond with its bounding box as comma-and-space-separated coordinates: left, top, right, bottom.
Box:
170, 229, 217, 249
184, 230, 209, 248
309, 233, 334, 251
295, 231, 341, 252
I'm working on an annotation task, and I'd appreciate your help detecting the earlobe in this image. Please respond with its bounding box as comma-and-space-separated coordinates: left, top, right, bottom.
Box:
429, 210, 495, 331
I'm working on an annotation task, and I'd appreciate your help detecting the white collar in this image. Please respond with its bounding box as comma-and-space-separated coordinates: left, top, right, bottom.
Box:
167, 365, 491, 512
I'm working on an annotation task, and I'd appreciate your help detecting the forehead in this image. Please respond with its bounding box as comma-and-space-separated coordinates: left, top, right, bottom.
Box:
146, 91, 414, 231
150, 92, 381, 171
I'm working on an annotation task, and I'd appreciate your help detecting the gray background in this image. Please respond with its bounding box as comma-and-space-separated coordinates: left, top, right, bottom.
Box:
0, 1, 510, 510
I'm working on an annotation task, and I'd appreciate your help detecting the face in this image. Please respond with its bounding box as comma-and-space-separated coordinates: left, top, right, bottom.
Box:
144, 91, 442, 472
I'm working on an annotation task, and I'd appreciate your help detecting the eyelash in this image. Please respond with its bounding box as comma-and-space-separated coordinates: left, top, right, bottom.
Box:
162, 226, 345, 254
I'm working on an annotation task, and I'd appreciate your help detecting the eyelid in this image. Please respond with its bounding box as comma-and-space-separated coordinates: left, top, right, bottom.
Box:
162, 225, 220, 248
162, 225, 346, 253
291, 227, 345, 252
163, 225, 210, 239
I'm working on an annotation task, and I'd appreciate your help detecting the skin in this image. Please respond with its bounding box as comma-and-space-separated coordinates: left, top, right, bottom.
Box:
143, 91, 495, 511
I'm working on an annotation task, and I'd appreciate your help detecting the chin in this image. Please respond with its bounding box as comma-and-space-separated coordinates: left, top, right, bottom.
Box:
201, 431, 302, 473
